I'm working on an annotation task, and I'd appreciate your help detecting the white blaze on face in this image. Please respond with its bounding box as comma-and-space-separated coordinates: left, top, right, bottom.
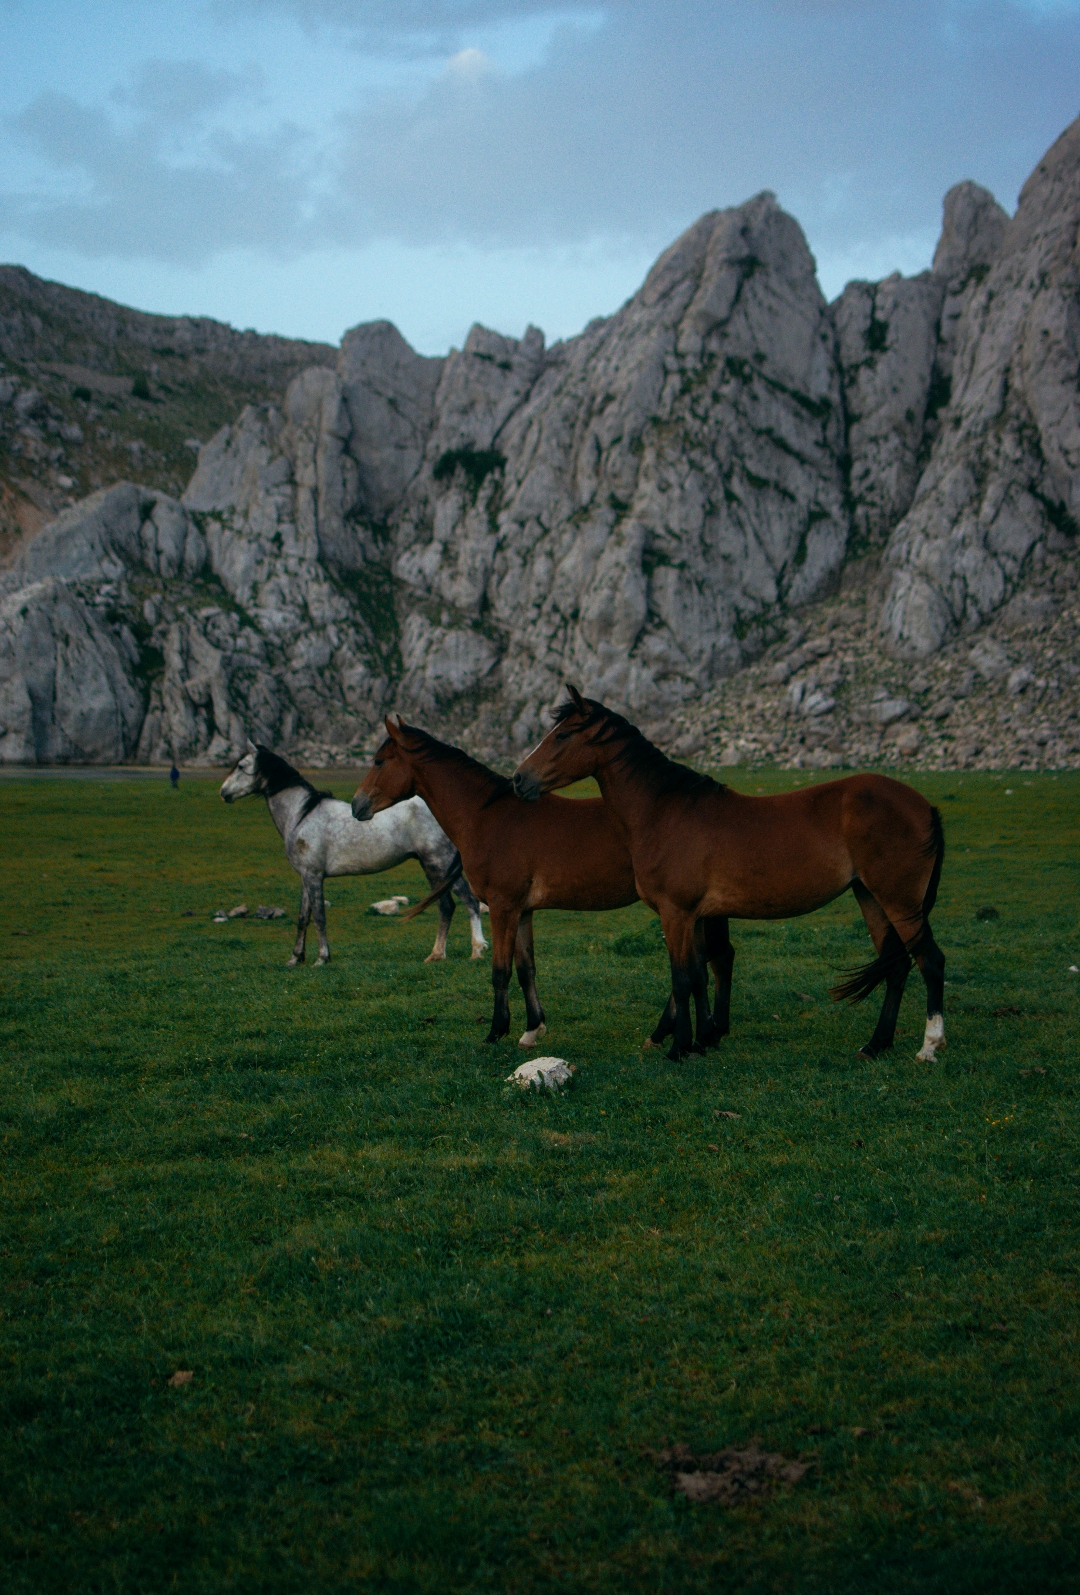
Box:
521, 730, 549, 766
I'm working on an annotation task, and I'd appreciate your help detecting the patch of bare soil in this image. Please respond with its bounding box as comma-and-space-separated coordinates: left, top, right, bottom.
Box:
652, 1437, 812, 1505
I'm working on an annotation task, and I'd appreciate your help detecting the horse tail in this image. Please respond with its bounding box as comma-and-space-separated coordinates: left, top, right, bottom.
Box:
831, 806, 945, 1004
920, 805, 945, 922
402, 856, 465, 920
830, 927, 911, 1004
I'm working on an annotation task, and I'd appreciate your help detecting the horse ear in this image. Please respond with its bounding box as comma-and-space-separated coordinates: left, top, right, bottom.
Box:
246, 737, 258, 754
567, 684, 586, 712
384, 713, 403, 740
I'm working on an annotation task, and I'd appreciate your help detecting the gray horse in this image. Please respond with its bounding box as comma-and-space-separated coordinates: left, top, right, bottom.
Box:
220, 742, 487, 966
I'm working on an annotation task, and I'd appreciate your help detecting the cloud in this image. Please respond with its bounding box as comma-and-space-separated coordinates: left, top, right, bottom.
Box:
215, 0, 570, 51
3, 0, 1079, 291
6, 80, 315, 267
110, 59, 264, 127
330, 0, 1080, 257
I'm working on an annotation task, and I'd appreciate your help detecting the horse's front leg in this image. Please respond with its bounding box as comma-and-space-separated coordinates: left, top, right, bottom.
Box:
309, 875, 331, 964
287, 878, 311, 966
660, 906, 703, 1062
485, 906, 519, 1044
514, 912, 547, 1047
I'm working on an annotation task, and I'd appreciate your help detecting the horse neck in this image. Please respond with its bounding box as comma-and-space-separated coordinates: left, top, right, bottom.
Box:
265, 785, 310, 838
404, 756, 501, 848
592, 744, 662, 840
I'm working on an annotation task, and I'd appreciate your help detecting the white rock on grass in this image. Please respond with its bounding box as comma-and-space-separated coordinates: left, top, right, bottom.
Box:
369, 898, 407, 915
507, 1057, 575, 1091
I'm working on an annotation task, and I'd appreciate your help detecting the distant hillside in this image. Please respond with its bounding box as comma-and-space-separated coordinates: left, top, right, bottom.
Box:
0, 266, 335, 557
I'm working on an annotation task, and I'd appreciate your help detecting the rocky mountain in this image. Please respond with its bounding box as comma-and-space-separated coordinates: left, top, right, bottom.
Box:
0, 265, 335, 558
2, 116, 1079, 768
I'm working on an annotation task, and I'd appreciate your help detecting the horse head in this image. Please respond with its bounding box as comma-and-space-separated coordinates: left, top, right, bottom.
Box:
220, 739, 264, 803
352, 716, 417, 820
511, 686, 608, 800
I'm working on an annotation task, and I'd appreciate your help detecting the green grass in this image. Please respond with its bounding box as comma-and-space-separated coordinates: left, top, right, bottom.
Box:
2, 769, 1079, 1592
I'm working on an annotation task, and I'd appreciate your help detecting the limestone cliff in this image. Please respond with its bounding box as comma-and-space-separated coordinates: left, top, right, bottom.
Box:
881, 119, 1080, 655
2, 115, 1079, 765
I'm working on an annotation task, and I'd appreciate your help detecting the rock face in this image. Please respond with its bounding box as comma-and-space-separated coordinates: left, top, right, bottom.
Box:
390, 194, 847, 744
833, 181, 1009, 555
0, 263, 336, 545
1, 116, 1079, 763
881, 122, 1080, 654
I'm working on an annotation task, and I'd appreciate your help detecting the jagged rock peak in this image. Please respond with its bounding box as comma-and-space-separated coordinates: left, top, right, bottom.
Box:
4, 121, 1080, 764
932, 181, 1009, 283
337, 320, 444, 520
881, 112, 1080, 656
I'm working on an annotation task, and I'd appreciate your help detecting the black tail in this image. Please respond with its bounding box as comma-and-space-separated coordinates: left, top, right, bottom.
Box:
830, 926, 911, 1004
402, 856, 465, 921
921, 805, 945, 921
830, 807, 945, 1004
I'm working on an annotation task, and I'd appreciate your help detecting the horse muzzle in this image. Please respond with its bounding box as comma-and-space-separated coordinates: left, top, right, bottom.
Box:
351, 792, 373, 821
512, 769, 543, 802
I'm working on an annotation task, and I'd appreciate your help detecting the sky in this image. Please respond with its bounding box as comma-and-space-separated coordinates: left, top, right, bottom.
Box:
1, 1, 1078, 355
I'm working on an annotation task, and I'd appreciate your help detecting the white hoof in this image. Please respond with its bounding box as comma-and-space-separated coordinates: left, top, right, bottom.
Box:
424, 950, 447, 963
518, 1022, 547, 1049
286, 955, 302, 967
471, 941, 489, 959
916, 1013, 945, 1062
316, 954, 331, 966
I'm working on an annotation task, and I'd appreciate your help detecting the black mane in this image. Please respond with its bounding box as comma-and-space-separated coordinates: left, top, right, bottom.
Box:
390, 723, 512, 803
552, 699, 722, 801
254, 745, 333, 819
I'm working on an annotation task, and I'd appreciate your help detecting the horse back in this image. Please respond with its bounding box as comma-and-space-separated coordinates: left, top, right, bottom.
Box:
645, 773, 936, 919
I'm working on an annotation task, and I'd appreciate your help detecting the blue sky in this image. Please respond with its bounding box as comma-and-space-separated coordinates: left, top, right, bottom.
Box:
1, 0, 1077, 354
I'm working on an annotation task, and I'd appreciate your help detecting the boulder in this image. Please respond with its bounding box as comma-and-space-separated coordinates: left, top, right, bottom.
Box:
507, 1057, 575, 1090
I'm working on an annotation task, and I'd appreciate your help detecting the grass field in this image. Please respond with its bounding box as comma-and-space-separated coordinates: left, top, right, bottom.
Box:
2, 767, 1079, 1593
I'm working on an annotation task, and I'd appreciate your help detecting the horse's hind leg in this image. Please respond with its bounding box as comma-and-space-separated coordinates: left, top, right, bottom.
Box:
852, 882, 910, 1058
698, 915, 733, 1046
451, 874, 488, 959
913, 927, 946, 1062
416, 860, 454, 962
309, 876, 331, 964
287, 879, 311, 966
514, 912, 547, 1048
647, 995, 677, 1048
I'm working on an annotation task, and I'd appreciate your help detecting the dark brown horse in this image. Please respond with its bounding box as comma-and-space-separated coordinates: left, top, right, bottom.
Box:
513, 688, 946, 1064
351, 718, 734, 1047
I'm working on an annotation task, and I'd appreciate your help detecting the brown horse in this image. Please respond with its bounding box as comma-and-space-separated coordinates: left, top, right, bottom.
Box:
351, 718, 735, 1047
513, 688, 946, 1064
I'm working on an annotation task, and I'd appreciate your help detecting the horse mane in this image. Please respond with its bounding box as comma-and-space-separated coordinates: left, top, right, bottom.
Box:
254, 744, 333, 819
552, 699, 722, 801
393, 722, 512, 803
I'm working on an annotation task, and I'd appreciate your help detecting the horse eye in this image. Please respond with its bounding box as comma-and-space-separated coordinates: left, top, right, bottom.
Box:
373, 759, 383, 768
555, 731, 572, 742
